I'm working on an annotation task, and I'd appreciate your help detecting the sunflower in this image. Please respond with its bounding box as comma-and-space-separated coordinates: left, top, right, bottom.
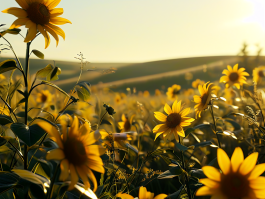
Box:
117, 186, 167, 199
193, 82, 214, 118
253, 66, 265, 84
36, 90, 53, 104
153, 100, 194, 141
192, 79, 205, 89
38, 116, 105, 191
196, 147, 265, 199
166, 84, 181, 101
118, 114, 135, 132
2, 0, 71, 48
220, 64, 249, 89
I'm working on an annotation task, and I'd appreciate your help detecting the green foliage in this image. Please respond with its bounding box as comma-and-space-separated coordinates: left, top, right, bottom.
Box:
0, 60, 17, 74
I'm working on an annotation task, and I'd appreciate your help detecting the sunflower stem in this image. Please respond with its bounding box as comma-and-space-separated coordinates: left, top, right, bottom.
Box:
23, 42, 31, 170
47, 163, 60, 199
178, 137, 192, 199
209, 104, 221, 148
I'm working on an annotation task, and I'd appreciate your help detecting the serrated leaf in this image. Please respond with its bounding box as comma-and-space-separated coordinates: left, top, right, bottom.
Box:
32, 50, 44, 59
10, 123, 46, 147
0, 60, 17, 74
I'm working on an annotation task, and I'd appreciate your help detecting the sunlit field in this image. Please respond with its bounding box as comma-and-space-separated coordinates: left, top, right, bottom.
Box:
1, 0, 265, 199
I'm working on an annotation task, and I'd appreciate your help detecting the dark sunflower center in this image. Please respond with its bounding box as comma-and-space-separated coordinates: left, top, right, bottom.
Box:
124, 119, 131, 132
229, 72, 239, 82
258, 70, 264, 77
201, 93, 209, 105
173, 89, 179, 95
41, 93, 48, 103
166, 113, 181, 128
220, 173, 250, 198
27, 3, 50, 25
63, 138, 87, 166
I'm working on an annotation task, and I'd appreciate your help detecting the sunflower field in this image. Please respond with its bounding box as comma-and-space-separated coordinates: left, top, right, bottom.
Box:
1, 0, 265, 199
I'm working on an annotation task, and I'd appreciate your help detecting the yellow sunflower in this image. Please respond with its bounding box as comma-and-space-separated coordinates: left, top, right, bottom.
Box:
192, 79, 205, 89
196, 147, 265, 199
153, 100, 194, 141
166, 84, 181, 101
38, 116, 105, 191
2, 0, 71, 48
117, 186, 167, 199
253, 66, 265, 84
118, 114, 135, 132
220, 64, 249, 89
193, 82, 214, 118
36, 90, 53, 104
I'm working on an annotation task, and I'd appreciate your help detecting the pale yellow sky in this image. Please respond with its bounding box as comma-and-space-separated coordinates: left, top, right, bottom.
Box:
0, 0, 265, 62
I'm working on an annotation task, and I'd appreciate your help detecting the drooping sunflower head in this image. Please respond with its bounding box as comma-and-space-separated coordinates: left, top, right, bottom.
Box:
192, 79, 205, 89
166, 84, 181, 101
36, 89, 53, 104
253, 66, 265, 84
220, 64, 249, 89
196, 147, 265, 199
153, 100, 194, 141
38, 116, 105, 191
193, 82, 213, 118
2, 0, 72, 48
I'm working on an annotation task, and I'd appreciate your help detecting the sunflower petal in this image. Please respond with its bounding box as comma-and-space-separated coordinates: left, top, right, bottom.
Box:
202, 166, 221, 181
154, 112, 167, 122
116, 193, 134, 199
239, 152, 259, 175
10, 18, 29, 29
59, 159, 69, 181
76, 166, 90, 190
46, 23, 65, 39
253, 189, 265, 199
2, 7, 27, 18
68, 164, 79, 190
47, 0, 61, 10
24, 21, 37, 42
231, 147, 244, 172
172, 100, 181, 113
154, 194, 168, 199
15, 0, 29, 9
50, 17, 72, 25
139, 187, 147, 199
164, 103, 172, 115
217, 148, 231, 175
249, 176, 265, 189
195, 186, 215, 196
50, 8, 64, 17
199, 178, 219, 188
248, 163, 265, 180
46, 148, 65, 160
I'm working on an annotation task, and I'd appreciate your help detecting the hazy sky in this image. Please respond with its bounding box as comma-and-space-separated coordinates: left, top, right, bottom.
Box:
0, 0, 265, 62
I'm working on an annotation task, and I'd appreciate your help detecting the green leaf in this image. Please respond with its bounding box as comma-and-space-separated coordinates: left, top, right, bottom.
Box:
10, 123, 46, 147
75, 82, 91, 101
224, 119, 241, 131
0, 60, 17, 74
32, 50, 44, 59
193, 141, 213, 148
185, 128, 194, 138
0, 114, 13, 125
165, 185, 184, 199
6, 28, 21, 35
41, 81, 69, 97
175, 142, 189, 151
157, 165, 185, 179
36, 64, 53, 79
0, 172, 20, 194
0, 136, 7, 146
37, 159, 53, 178
189, 169, 206, 179
48, 66, 61, 81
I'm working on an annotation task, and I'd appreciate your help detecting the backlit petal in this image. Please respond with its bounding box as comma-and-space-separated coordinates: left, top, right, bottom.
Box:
68, 164, 78, 190
2, 7, 27, 18
116, 193, 134, 199
68, 116, 79, 137
46, 148, 65, 160
47, 0, 61, 9
217, 148, 231, 175
164, 103, 172, 115
154, 194, 167, 199
76, 166, 90, 190
172, 100, 181, 113
46, 23, 65, 39
16, 0, 29, 9
50, 17, 72, 25
239, 152, 258, 175
196, 186, 215, 196
248, 163, 265, 180
231, 147, 244, 172
199, 178, 219, 188
249, 177, 265, 189
87, 168, 98, 192
154, 112, 167, 122
24, 21, 37, 42
253, 189, 265, 199
139, 187, 147, 199
153, 124, 168, 133
10, 18, 29, 29
202, 166, 221, 181
50, 8, 63, 17
59, 159, 69, 181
